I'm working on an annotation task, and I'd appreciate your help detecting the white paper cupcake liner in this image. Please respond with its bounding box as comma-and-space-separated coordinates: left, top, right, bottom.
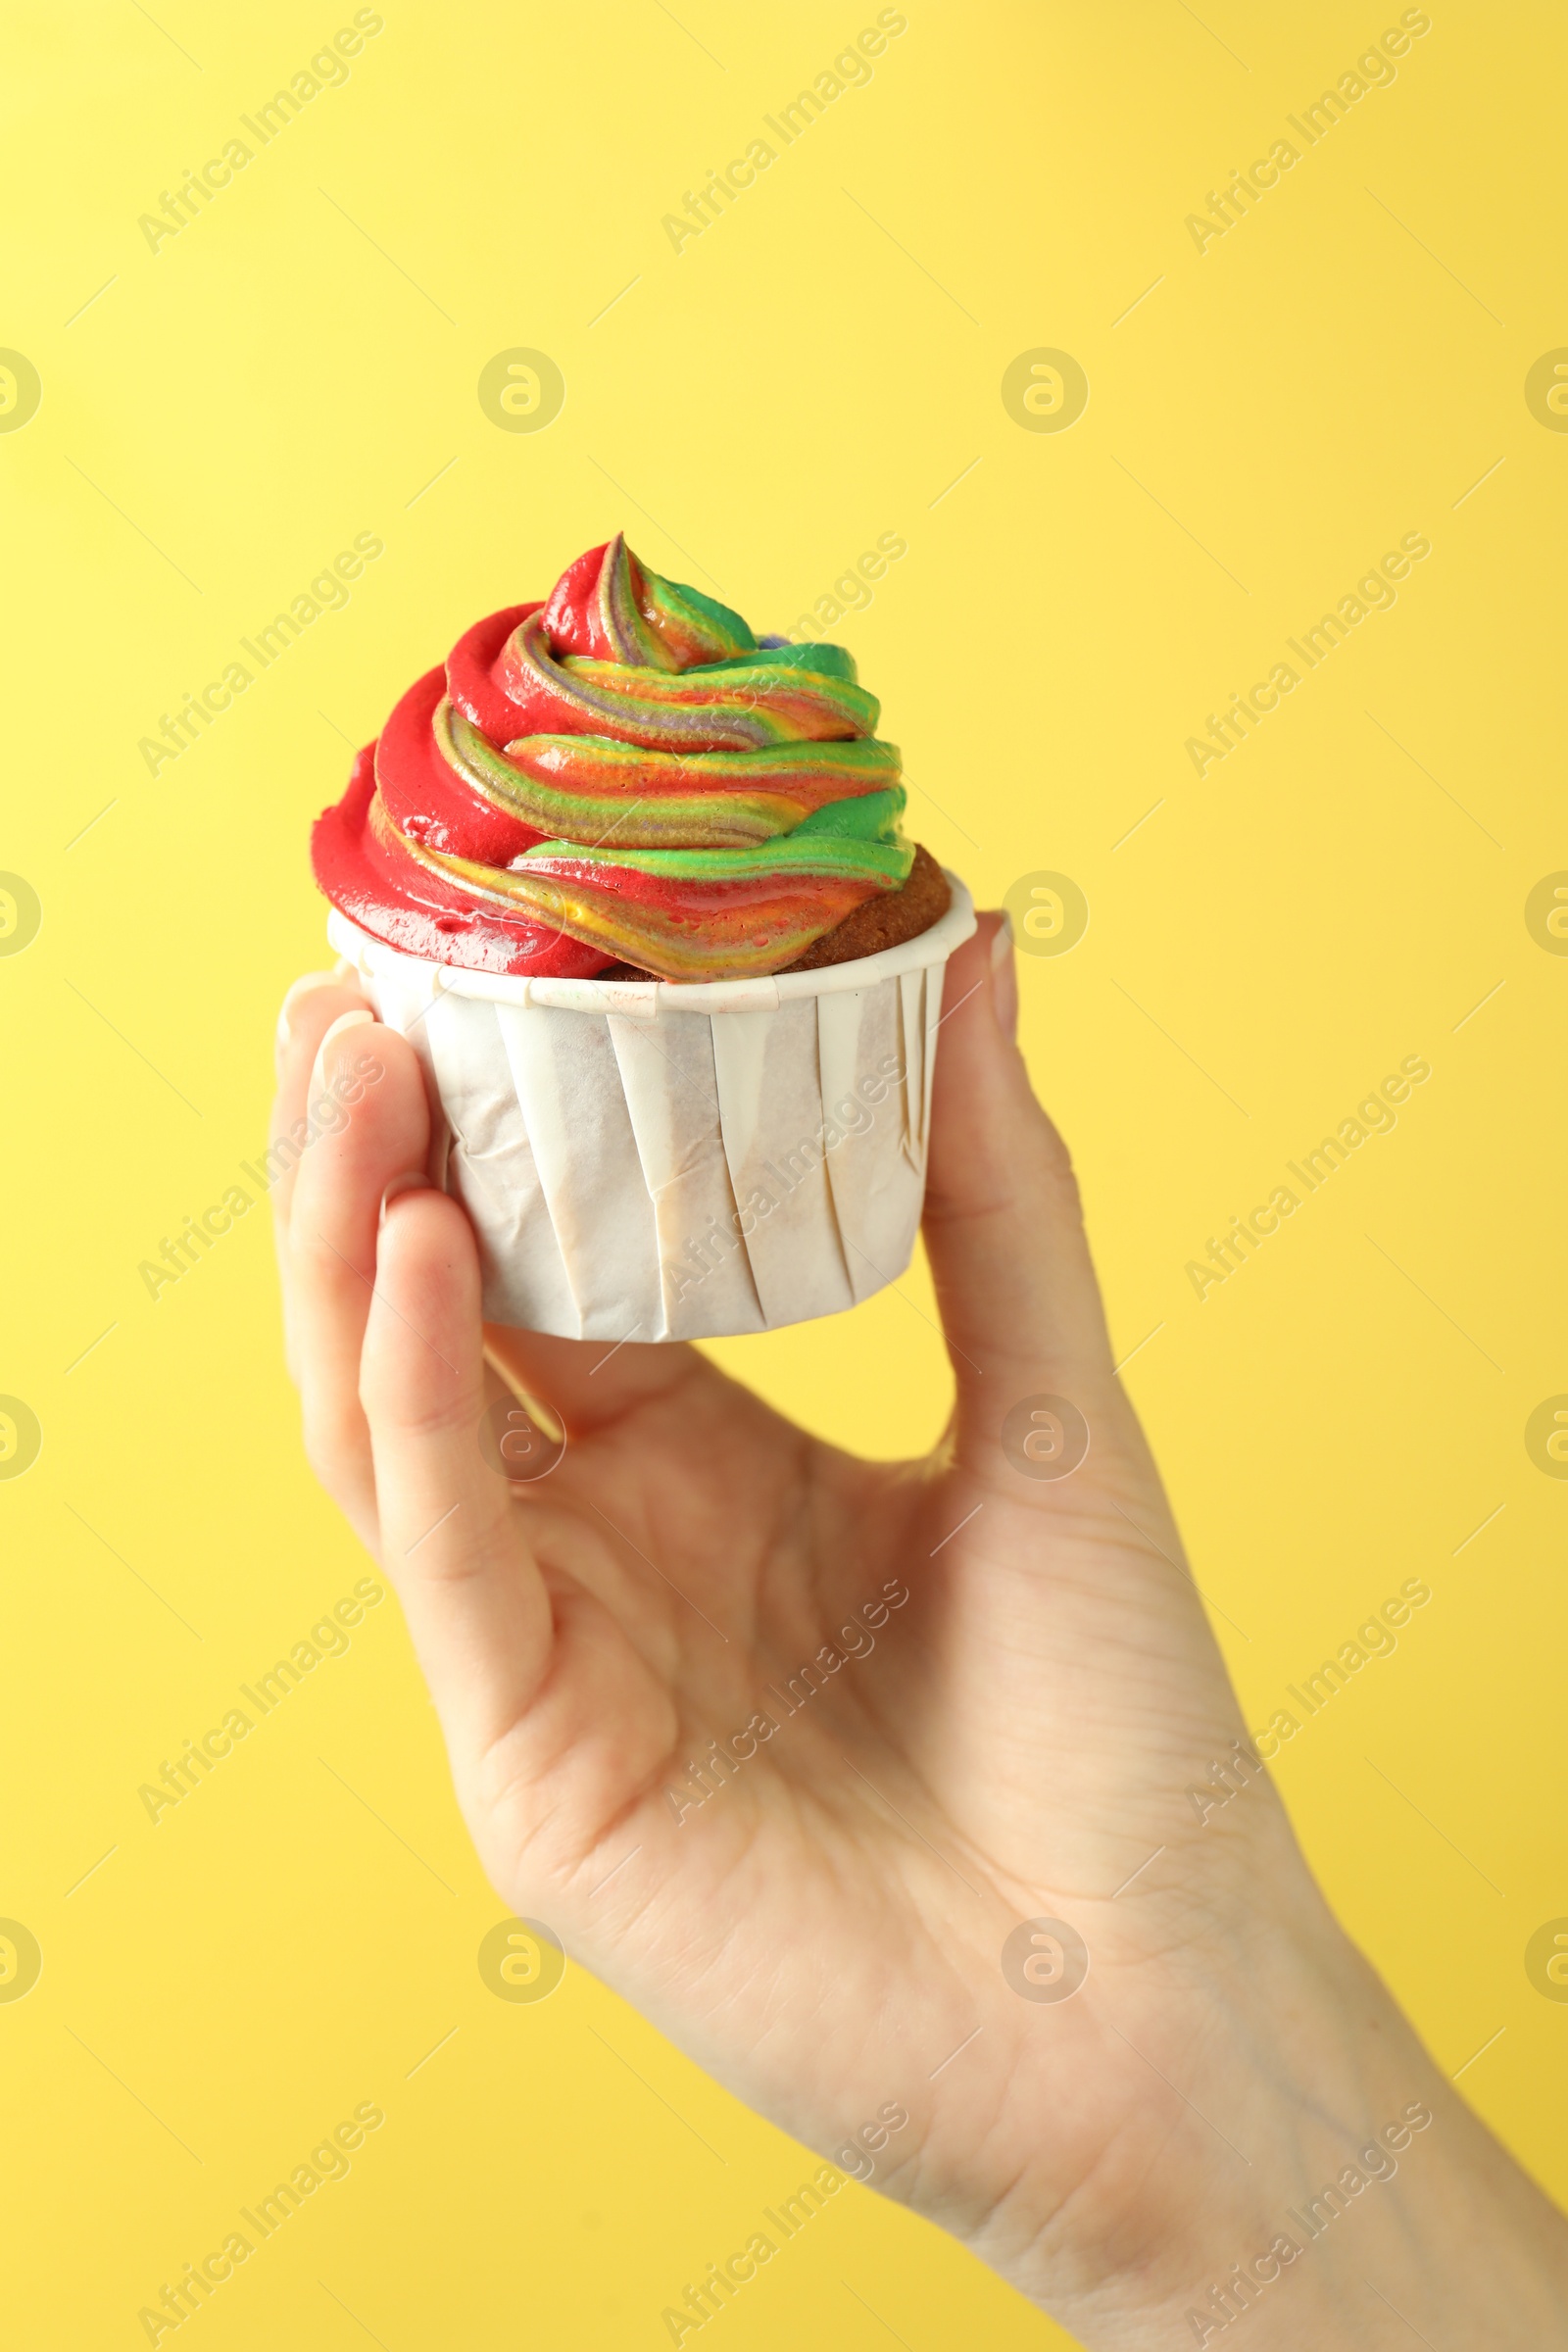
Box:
326, 875, 975, 1341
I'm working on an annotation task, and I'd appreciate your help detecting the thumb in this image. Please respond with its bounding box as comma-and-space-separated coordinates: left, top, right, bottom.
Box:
922, 910, 1128, 1480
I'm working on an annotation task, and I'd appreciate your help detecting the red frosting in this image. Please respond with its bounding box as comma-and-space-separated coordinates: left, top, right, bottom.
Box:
313, 603, 609, 976
311, 539, 907, 979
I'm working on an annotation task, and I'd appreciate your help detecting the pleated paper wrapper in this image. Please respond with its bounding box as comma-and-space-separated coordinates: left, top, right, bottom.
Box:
326, 877, 975, 1341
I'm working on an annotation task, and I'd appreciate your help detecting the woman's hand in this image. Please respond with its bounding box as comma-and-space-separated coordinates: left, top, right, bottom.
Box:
271, 915, 1568, 2348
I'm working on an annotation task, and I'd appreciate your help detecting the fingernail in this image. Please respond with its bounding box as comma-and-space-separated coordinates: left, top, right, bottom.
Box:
275, 971, 339, 1060
989, 912, 1018, 1041
305, 1005, 375, 1094
379, 1170, 431, 1228
319, 1008, 374, 1050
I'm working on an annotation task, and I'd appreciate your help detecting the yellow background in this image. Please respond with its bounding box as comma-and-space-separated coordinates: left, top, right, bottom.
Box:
4, 1, 1565, 2343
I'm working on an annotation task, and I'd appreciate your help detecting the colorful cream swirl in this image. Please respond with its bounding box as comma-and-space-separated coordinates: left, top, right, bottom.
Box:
311, 534, 914, 980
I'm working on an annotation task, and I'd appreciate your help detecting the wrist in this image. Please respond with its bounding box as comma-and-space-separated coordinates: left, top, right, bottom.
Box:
968, 1908, 1568, 2348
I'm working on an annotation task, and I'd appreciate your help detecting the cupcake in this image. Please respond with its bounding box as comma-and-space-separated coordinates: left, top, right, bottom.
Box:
314, 535, 974, 1340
